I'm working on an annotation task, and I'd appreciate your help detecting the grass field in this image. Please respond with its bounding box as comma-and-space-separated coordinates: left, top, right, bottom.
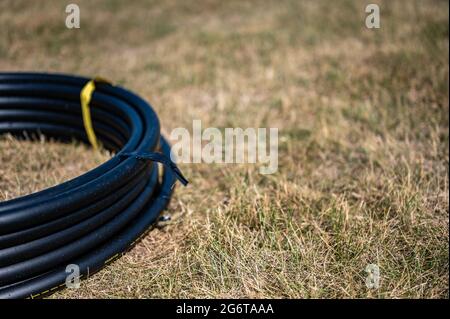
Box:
0, 0, 448, 298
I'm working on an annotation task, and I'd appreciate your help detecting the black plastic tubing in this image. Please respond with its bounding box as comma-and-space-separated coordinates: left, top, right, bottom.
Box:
0, 72, 182, 299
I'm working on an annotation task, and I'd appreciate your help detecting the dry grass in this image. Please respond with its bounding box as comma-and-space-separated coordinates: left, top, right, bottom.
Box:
0, 0, 448, 298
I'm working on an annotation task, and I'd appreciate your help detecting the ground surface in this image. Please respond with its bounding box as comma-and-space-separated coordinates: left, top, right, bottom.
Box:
0, 0, 448, 298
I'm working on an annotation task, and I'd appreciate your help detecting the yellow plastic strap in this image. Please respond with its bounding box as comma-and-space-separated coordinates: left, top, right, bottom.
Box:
80, 77, 110, 150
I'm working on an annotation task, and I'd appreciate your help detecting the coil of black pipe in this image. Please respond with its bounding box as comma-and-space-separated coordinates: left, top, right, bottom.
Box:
0, 72, 185, 299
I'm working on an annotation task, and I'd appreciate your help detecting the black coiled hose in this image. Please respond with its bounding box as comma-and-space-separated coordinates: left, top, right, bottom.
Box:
0, 72, 186, 299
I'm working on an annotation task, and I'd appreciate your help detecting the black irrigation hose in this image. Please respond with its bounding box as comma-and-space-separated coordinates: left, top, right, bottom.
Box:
0, 72, 187, 299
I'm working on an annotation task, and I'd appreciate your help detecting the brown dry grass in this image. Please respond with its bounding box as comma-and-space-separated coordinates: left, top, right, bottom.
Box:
0, 0, 448, 298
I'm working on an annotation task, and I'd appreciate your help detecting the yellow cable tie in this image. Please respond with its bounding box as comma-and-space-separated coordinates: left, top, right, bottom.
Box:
80, 77, 111, 150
